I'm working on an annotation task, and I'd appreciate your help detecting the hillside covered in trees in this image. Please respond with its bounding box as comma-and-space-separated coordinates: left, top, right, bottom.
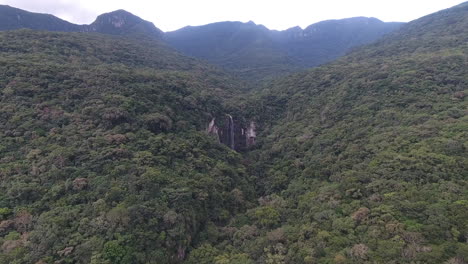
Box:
197, 2, 467, 263
165, 18, 402, 84
0, 2, 467, 264
0, 4, 402, 86
0, 30, 253, 263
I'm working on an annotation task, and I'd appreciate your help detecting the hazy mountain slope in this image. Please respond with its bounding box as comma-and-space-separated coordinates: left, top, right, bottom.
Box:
0, 5, 163, 39
0, 5, 402, 84
0, 30, 252, 264
0, 5, 80, 31
275, 17, 403, 67
185, 3, 468, 263
165, 21, 300, 84
165, 18, 403, 84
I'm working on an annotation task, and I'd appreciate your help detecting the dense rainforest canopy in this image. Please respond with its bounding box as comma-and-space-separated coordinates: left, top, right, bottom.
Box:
0, 2, 467, 264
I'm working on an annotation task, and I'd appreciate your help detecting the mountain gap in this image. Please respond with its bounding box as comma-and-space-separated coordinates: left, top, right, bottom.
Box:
0, 2, 467, 263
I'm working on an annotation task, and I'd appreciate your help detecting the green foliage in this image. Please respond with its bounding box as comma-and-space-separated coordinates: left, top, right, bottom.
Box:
166, 19, 402, 86
0, 208, 12, 220
103, 239, 132, 264
4, 231, 21, 241
185, 244, 220, 264
253, 207, 281, 228
1, 2, 468, 264
0, 5, 163, 39
0, 30, 252, 263
186, 3, 468, 264
214, 252, 254, 264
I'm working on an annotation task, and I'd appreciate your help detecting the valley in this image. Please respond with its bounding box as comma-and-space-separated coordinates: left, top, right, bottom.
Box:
0, 2, 467, 264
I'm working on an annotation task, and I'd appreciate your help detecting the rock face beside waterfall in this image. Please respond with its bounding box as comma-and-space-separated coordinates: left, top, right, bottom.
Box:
207, 116, 256, 151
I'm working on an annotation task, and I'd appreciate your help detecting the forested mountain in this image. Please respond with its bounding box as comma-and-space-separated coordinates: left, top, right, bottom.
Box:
165, 18, 403, 83
0, 2, 467, 264
0, 5, 80, 32
165, 21, 298, 83
188, 2, 467, 263
273, 17, 403, 67
87, 10, 164, 39
0, 30, 251, 263
0, 5, 163, 39
0, 5, 402, 85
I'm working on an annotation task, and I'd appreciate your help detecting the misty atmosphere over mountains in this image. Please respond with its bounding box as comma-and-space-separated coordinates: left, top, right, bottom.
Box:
0, 2, 467, 264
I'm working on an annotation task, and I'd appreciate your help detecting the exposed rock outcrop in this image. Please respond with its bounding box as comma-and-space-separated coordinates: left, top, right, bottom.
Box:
246, 121, 256, 147
207, 115, 257, 151
207, 118, 220, 142
72, 178, 88, 191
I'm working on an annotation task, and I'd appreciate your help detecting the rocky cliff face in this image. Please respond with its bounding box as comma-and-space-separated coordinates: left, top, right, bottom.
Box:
207, 116, 257, 151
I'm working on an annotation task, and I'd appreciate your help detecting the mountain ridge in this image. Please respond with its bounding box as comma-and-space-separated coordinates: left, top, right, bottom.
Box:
0, 5, 404, 84
218, 2, 468, 262
0, 2, 467, 263
0, 5, 163, 39
165, 18, 403, 83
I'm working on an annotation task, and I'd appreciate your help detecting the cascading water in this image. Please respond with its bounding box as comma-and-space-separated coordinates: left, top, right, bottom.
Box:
207, 115, 256, 151
227, 115, 235, 150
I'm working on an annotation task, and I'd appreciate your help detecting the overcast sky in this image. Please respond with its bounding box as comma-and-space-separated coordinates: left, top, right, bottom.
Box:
1, 0, 466, 31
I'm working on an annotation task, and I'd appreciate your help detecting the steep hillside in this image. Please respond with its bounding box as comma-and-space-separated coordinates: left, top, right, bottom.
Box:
0, 5, 163, 39
0, 30, 252, 264
165, 21, 299, 83
0, 5, 80, 31
185, 3, 468, 263
274, 17, 402, 67
0, 5, 403, 84
165, 18, 403, 84
1, 2, 467, 264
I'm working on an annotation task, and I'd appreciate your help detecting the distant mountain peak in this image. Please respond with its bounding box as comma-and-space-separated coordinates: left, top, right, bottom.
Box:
92, 10, 140, 29
94, 9, 142, 23
88, 9, 163, 38
285, 26, 303, 31
0, 6, 163, 39
0, 4, 80, 31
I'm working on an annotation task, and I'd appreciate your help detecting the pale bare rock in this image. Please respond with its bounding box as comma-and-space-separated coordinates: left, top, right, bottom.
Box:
207, 118, 219, 138
267, 228, 286, 242
369, 193, 383, 202
445, 257, 467, 264
57, 246, 74, 257
453, 91, 466, 100
245, 121, 257, 147
351, 207, 370, 223
72, 178, 89, 191
14, 211, 32, 233
0, 220, 15, 232
1, 233, 29, 253
1, 239, 23, 253
105, 134, 128, 144
349, 243, 369, 259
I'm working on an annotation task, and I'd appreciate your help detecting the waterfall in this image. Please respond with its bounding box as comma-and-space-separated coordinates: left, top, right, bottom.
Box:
228, 115, 235, 149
